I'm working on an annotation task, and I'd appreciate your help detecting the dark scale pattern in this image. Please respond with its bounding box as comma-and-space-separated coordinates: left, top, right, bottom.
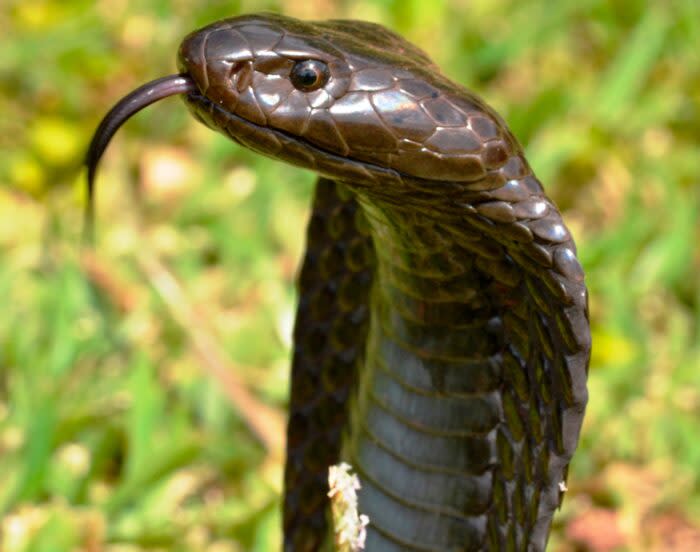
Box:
84, 23, 593, 551
283, 178, 375, 551
131, 12, 589, 551
344, 171, 589, 551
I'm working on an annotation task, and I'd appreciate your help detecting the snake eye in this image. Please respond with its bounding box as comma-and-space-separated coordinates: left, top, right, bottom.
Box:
290, 60, 330, 91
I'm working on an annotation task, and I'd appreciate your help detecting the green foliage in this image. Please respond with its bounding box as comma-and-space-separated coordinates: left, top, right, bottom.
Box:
1, 0, 698, 550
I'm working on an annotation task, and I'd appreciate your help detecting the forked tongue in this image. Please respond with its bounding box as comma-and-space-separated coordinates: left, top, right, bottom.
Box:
83, 74, 197, 243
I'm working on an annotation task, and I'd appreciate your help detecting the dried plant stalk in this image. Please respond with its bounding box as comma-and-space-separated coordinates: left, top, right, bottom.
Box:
328, 463, 369, 552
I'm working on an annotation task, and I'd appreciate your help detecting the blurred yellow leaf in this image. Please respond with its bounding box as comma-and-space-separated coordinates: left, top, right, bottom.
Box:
30, 117, 82, 166
8, 156, 43, 195
591, 329, 637, 366
121, 14, 157, 49
14, 2, 62, 31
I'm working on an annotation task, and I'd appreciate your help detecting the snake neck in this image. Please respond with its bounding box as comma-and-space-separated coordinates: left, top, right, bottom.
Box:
343, 195, 508, 550
359, 198, 505, 371
363, 196, 501, 356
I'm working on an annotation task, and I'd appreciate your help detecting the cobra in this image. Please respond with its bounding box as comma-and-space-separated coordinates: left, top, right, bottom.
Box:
86, 13, 590, 551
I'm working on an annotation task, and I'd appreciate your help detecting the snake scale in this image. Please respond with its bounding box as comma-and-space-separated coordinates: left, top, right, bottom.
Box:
86, 13, 591, 552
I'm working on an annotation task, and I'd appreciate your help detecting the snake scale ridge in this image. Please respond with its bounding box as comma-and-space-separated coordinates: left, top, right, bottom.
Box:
86, 13, 591, 551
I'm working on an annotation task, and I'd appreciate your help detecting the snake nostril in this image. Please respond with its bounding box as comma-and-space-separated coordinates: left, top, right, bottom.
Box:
229, 61, 253, 92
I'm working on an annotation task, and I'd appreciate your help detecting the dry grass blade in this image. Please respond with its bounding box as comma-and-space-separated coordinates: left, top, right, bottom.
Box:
135, 250, 287, 461
80, 248, 286, 461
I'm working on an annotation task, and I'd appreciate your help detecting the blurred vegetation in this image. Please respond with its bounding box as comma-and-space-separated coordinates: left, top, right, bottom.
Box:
1, 0, 699, 550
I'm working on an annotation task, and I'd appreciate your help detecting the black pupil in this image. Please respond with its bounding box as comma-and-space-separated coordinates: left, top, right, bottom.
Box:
291, 60, 328, 90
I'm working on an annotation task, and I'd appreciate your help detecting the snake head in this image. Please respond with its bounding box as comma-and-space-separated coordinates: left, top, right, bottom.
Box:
86, 13, 524, 218
176, 14, 521, 187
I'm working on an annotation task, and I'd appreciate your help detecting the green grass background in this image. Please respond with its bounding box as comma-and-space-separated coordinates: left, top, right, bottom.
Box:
1, 0, 699, 550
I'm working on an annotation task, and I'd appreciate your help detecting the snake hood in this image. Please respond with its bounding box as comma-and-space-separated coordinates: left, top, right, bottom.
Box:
176, 14, 518, 186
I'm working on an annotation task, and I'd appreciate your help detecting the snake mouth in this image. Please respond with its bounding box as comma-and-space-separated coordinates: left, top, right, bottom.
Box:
181, 91, 409, 188
85, 74, 198, 213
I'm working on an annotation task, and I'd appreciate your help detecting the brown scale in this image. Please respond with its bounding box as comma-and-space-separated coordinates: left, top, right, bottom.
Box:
282, 178, 375, 551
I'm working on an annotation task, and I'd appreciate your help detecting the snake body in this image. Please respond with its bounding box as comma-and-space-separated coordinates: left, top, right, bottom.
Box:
86, 13, 590, 551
